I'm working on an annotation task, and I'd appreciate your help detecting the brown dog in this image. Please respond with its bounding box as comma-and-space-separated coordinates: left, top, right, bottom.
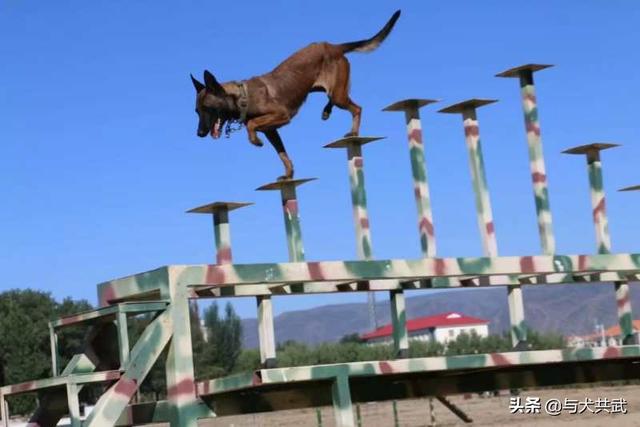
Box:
191, 10, 401, 180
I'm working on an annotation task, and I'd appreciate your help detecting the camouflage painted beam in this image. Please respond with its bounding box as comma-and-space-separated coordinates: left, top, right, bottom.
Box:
564, 143, 635, 344
197, 345, 640, 396
98, 267, 170, 307
51, 301, 169, 328
382, 99, 439, 257
0, 370, 121, 397
496, 64, 556, 255
326, 136, 408, 357
84, 306, 173, 426
201, 271, 639, 297
115, 400, 214, 426
175, 252, 640, 288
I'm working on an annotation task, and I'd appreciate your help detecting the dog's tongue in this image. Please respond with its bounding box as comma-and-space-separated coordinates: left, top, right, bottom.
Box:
212, 119, 221, 139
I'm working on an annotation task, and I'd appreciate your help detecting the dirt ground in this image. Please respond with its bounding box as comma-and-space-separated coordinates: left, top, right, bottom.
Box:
200, 384, 640, 427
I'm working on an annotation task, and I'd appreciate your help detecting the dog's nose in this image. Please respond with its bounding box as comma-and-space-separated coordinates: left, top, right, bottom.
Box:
197, 129, 207, 137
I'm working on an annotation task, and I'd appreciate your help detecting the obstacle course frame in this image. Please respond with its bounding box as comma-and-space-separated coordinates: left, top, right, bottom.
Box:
2, 63, 640, 427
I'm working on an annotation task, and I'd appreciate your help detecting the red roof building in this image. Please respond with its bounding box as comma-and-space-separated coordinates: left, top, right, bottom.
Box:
361, 312, 490, 344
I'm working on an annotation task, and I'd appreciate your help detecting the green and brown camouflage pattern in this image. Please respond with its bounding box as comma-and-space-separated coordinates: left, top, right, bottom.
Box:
564, 143, 635, 344
256, 179, 316, 367
496, 65, 557, 349
439, 100, 498, 257
326, 136, 410, 353
6, 65, 640, 427
257, 178, 314, 262
497, 64, 556, 255
439, 99, 529, 347
197, 345, 640, 396
95, 252, 640, 298
382, 99, 439, 257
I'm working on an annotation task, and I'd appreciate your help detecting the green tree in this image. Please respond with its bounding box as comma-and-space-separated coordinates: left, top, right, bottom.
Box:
0, 290, 93, 415
198, 302, 243, 378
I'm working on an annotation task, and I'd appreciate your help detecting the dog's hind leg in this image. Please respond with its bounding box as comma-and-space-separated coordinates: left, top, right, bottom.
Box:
264, 129, 294, 180
321, 99, 333, 120
328, 57, 361, 136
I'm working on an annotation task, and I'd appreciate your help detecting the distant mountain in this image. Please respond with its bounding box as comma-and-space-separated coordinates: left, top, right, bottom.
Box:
240, 283, 640, 348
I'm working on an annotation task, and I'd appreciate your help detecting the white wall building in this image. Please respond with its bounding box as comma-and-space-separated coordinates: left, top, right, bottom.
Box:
567, 320, 640, 348
360, 312, 489, 345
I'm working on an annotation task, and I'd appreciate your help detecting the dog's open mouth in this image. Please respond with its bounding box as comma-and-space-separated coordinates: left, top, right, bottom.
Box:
211, 118, 222, 139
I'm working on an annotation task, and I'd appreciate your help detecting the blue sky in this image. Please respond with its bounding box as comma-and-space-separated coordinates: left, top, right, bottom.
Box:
1, 1, 639, 319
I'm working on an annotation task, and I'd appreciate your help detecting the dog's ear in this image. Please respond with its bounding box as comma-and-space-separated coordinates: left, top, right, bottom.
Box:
191, 74, 205, 92
204, 70, 225, 95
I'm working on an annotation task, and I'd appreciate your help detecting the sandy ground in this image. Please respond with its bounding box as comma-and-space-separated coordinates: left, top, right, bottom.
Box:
4, 384, 639, 426
201, 384, 640, 427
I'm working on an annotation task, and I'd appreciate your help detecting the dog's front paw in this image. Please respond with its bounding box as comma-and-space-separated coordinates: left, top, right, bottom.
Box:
277, 171, 294, 181
249, 137, 264, 147
321, 111, 331, 121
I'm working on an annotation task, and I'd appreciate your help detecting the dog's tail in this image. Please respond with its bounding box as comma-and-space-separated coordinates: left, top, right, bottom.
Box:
340, 10, 401, 54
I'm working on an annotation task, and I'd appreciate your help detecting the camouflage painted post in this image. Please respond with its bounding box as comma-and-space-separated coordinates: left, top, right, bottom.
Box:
382, 99, 439, 257
326, 136, 409, 357
187, 201, 253, 265
0, 393, 8, 427
439, 100, 499, 257
332, 372, 355, 427
164, 285, 200, 426
66, 383, 81, 427
440, 99, 527, 349
257, 179, 314, 367
116, 311, 130, 368
496, 64, 556, 255
257, 178, 315, 263
564, 143, 635, 344
49, 323, 60, 376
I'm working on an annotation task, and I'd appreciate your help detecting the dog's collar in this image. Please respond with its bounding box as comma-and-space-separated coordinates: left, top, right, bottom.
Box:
235, 81, 249, 124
